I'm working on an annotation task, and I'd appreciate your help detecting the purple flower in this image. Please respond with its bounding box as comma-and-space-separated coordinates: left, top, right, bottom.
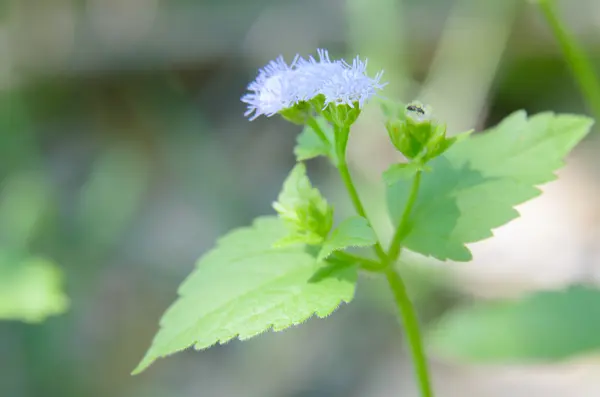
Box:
320, 56, 386, 109
242, 49, 386, 120
241, 56, 299, 121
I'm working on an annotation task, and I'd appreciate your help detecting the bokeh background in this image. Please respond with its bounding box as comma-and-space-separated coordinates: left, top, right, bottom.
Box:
2, 0, 600, 396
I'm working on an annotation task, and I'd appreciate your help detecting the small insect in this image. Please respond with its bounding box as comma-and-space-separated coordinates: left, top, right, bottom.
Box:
406, 104, 425, 115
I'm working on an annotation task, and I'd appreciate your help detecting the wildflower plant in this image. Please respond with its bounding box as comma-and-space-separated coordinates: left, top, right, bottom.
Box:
133, 49, 593, 396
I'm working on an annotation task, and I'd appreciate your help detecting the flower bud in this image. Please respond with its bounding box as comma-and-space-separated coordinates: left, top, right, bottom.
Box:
386, 119, 422, 159
272, 163, 334, 246
385, 101, 453, 162
322, 102, 362, 128
424, 123, 451, 160
280, 102, 312, 125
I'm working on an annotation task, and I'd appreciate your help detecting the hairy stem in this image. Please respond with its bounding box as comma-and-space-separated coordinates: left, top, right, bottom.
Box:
387, 170, 422, 262
385, 266, 433, 397
333, 125, 388, 262
326, 119, 432, 396
333, 251, 384, 272
537, 0, 600, 121
384, 168, 432, 397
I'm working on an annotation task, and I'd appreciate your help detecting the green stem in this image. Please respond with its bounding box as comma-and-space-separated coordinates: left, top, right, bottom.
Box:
337, 159, 388, 263
537, 0, 600, 121
387, 170, 422, 262
384, 168, 432, 397
337, 160, 370, 220
306, 117, 331, 147
333, 251, 385, 272
385, 267, 433, 397
333, 124, 388, 262
325, 119, 432, 396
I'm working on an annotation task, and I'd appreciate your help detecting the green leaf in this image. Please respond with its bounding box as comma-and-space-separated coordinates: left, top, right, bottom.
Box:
387, 111, 594, 261
308, 257, 358, 283
273, 163, 333, 245
422, 128, 473, 162
294, 117, 337, 163
427, 285, 600, 363
317, 216, 377, 261
133, 216, 357, 374
383, 162, 425, 186
0, 252, 69, 323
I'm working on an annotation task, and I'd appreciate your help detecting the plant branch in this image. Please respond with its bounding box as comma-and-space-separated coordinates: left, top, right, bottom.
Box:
333, 125, 388, 262
333, 251, 385, 272
384, 168, 432, 396
537, 0, 600, 121
385, 266, 433, 397
387, 170, 422, 262
326, 120, 432, 396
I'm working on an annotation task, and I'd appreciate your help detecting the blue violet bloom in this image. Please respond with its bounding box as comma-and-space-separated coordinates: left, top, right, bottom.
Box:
242, 49, 387, 120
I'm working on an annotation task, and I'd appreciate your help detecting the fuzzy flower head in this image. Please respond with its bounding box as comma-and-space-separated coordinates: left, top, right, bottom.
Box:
320, 56, 385, 109
241, 56, 299, 120
241, 49, 386, 121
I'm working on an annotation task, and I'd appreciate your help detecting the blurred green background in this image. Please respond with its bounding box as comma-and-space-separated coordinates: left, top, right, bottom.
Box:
3, 0, 600, 396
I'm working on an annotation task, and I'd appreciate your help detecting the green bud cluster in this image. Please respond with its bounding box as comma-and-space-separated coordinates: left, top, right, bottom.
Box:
281, 95, 361, 130
321, 103, 361, 129
385, 101, 458, 163
280, 102, 313, 125
272, 164, 334, 246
